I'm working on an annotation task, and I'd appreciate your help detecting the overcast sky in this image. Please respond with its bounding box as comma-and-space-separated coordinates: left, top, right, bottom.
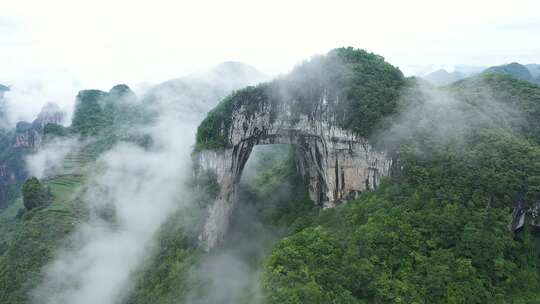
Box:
1, 0, 539, 121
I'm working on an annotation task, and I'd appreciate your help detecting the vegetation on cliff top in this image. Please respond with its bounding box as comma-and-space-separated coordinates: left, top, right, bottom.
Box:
195, 47, 405, 151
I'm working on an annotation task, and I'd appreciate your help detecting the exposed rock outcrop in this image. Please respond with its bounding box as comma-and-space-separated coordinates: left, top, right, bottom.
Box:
194, 92, 392, 251
11, 103, 64, 150
33, 102, 64, 130
12, 122, 42, 150
0, 102, 64, 207
509, 198, 540, 232
193, 48, 406, 251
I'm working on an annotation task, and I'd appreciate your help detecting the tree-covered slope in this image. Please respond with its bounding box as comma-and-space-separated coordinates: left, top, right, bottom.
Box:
3, 49, 540, 304
0, 66, 272, 304
484, 62, 537, 84
0, 84, 148, 303
262, 74, 540, 303
450, 73, 540, 142
0, 140, 106, 303
423, 69, 465, 86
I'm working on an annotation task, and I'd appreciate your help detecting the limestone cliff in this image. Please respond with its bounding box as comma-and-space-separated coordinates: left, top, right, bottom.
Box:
194, 114, 392, 250
193, 48, 405, 250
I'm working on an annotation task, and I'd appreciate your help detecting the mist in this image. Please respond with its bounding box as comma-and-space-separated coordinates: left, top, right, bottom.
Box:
26, 63, 268, 304
1, 71, 82, 127
375, 78, 527, 155
31, 109, 195, 304
26, 137, 79, 179
186, 145, 297, 304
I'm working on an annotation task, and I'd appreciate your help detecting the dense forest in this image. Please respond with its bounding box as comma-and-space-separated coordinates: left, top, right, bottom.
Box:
262, 73, 540, 303
1, 48, 540, 304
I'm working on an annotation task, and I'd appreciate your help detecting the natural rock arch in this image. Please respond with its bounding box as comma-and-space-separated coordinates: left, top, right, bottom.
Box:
193, 48, 404, 250
194, 91, 393, 250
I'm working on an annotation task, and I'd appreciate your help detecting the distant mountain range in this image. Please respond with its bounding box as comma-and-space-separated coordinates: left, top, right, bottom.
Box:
483, 62, 537, 83
143, 61, 269, 121
423, 62, 540, 86
422, 69, 467, 86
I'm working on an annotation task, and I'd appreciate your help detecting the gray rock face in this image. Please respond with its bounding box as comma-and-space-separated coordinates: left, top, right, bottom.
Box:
194, 96, 392, 251
13, 122, 42, 150
13, 102, 64, 150
0, 102, 64, 207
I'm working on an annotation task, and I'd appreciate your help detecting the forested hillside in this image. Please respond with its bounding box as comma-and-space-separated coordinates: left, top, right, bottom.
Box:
0, 64, 266, 304
484, 62, 538, 84
0, 84, 150, 303
263, 73, 540, 303
1, 48, 540, 304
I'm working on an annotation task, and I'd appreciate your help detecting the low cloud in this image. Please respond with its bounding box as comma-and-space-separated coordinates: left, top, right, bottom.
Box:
31, 114, 196, 304
2, 71, 81, 126
26, 137, 79, 179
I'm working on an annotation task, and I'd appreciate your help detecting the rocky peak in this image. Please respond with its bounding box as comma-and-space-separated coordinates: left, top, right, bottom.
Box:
9, 103, 63, 150
33, 102, 64, 129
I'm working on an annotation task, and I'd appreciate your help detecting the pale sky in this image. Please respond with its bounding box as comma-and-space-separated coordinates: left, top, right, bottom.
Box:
1, 0, 539, 121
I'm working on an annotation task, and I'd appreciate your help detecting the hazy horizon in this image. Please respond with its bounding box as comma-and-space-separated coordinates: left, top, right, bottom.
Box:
2, 0, 540, 123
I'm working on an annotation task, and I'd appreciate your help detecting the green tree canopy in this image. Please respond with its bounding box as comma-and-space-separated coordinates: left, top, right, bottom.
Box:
21, 177, 51, 210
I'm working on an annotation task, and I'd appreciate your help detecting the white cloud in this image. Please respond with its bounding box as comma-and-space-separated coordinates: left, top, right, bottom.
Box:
1, 0, 539, 88
26, 137, 79, 178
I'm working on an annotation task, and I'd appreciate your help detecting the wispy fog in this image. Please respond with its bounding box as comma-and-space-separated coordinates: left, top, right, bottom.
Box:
32, 113, 195, 304
186, 145, 292, 304
375, 78, 526, 155
26, 137, 79, 178
2, 71, 81, 126
30, 64, 266, 304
